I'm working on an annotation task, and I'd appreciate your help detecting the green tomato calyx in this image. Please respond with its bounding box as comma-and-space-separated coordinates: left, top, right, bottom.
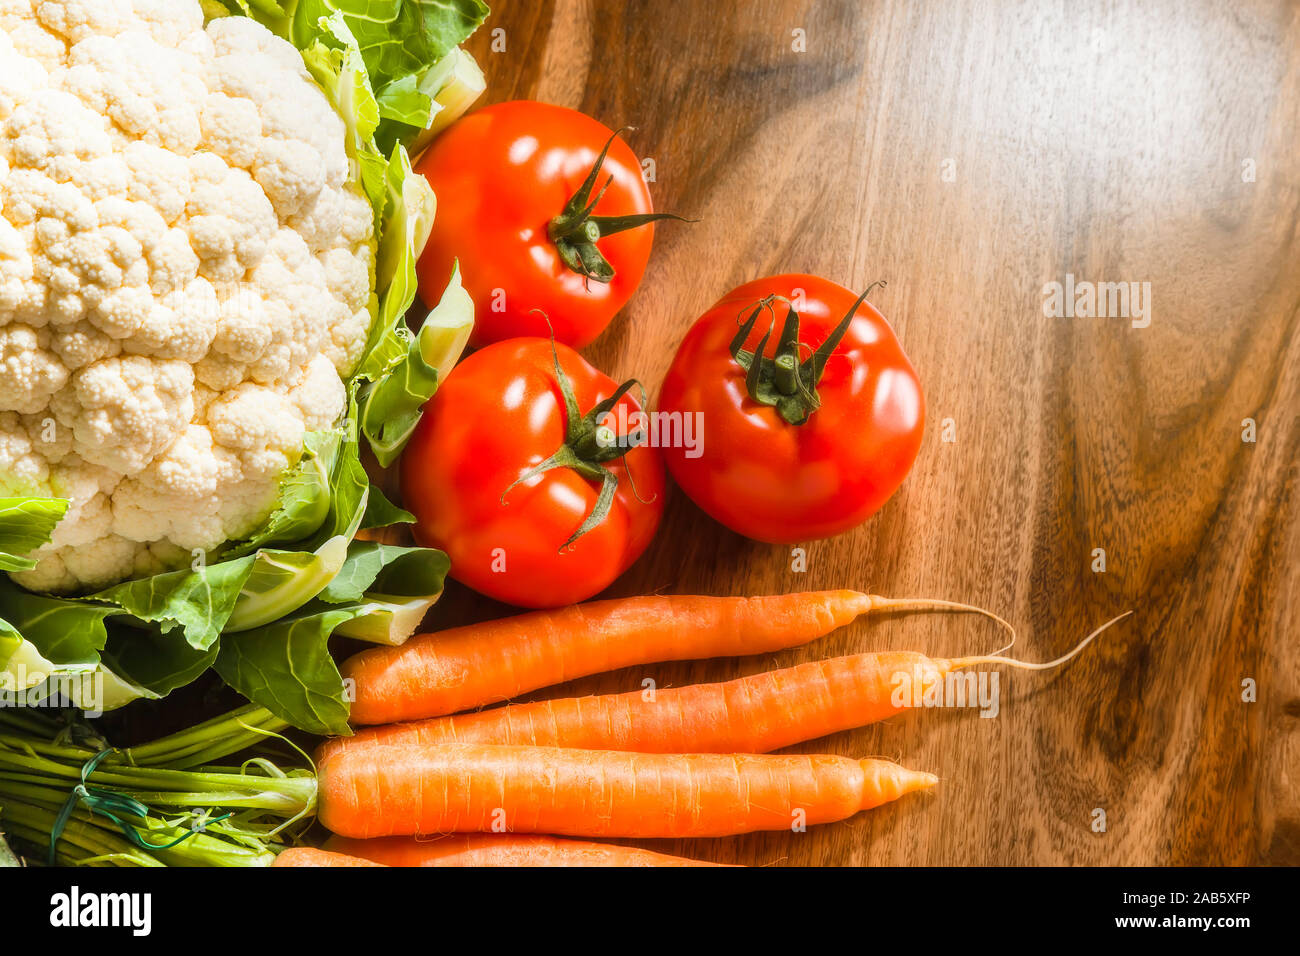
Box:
501, 327, 652, 550
730, 280, 887, 426
547, 126, 692, 284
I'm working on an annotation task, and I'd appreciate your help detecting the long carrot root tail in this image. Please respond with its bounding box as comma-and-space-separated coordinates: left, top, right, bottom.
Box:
949, 609, 1134, 672
863, 594, 1018, 649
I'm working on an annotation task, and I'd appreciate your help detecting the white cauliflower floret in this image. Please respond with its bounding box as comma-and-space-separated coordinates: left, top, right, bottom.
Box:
200, 92, 262, 169
0, 409, 50, 494
51, 354, 195, 474
0, 322, 66, 412
122, 142, 190, 226
33, 1, 137, 45
0, 5, 64, 69
0, 27, 46, 121
111, 422, 279, 552
9, 547, 73, 593
47, 321, 120, 370
291, 354, 348, 432
1, 0, 376, 592
5, 89, 114, 186
207, 383, 307, 482
19, 533, 144, 593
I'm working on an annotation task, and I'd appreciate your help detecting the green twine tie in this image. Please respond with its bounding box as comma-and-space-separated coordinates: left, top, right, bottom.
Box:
48, 747, 231, 864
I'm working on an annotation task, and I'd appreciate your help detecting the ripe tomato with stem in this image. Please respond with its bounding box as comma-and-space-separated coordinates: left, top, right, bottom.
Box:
658, 275, 924, 543
414, 100, 686, 349
401, 336, 665, 608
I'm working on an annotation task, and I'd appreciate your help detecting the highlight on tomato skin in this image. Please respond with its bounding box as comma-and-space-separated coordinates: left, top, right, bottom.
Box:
413, 100, 672, 350
657, 274, 924, 544
399, 337, 666, 608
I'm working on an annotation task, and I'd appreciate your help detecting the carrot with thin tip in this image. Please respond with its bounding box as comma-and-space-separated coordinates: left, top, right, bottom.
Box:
341, 590, 1012, 724
317, 743, 937, 839
322, 612, 1130, 759
272, 847, 385, 867
323, 833, 735, 867
324, 651, 932, 759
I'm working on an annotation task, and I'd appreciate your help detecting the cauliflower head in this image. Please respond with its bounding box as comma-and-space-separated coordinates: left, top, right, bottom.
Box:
0, 0, 376, 593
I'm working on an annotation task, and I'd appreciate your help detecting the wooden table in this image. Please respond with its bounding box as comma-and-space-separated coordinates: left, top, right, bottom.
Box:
397, 0, 1300, 866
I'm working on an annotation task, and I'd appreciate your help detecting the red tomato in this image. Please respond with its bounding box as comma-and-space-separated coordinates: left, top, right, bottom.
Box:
658, 275, 924, 543
401, 338, 665, 608
415, 101, 669, 349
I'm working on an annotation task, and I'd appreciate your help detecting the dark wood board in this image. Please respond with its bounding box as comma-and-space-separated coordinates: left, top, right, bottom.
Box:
375, 0, 1299, 866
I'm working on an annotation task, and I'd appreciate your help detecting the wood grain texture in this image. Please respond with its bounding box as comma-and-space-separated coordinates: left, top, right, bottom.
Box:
385, 0, 1300, 865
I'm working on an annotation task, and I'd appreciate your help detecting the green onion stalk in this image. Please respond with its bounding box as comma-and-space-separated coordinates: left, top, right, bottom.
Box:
0, 704, 315, 866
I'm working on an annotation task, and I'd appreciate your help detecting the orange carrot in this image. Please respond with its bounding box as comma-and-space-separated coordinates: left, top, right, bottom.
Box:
323, 612, 1130, 759
325, 650, 933, 758
323, 833, 733, 867
317, 743, 936, 839
272, 847, 385, 867
341, 590, 1011, 724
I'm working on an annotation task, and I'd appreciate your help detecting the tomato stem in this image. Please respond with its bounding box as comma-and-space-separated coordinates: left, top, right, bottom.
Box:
547, 127, 693, 284
773, 353, 798, 395
730, 281, 887, 425
500, 328, 650, 549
